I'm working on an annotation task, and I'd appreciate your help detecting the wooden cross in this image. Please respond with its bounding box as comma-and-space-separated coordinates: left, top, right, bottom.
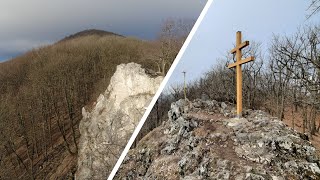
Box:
228, 31, 254, 117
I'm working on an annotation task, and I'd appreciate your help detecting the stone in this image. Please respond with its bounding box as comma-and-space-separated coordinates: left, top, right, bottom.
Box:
168, 99, 189, 121
76, 63, 163, 179
226, 117, 248, 127
221, 102, 228, 109
115, 99, 320, 180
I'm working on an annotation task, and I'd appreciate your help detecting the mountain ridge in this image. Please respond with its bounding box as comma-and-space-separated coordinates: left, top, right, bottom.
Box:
58, 29, 123, 43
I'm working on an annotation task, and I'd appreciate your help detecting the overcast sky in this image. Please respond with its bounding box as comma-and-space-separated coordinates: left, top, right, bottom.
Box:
166, 0, 320, 90
0, 0, 206, 62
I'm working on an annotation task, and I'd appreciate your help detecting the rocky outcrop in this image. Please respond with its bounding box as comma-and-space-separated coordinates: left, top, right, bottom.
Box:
116, 99, 320, 179
75, 63, 163, 179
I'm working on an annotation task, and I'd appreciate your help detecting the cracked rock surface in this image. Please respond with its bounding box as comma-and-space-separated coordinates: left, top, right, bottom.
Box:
115, 99, 320, 180
75, 63, 163, 180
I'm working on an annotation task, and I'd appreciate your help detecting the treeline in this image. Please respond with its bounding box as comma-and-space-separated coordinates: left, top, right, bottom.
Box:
137, 24, 320, 147
0, 19, 193, 179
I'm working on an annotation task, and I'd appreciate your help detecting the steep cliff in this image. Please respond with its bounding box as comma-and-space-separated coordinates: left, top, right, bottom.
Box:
76, 63, 163, 179
116, 99, 320, 179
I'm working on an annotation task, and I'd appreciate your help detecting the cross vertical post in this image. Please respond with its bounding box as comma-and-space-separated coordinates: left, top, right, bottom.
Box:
236, 32, 243, 117
228, 31, 255, 117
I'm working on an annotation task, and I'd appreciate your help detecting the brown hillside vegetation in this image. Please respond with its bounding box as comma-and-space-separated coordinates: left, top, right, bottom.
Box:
283, 106, 320, 155
0, 21, 189, 179
0, 34, 157, 179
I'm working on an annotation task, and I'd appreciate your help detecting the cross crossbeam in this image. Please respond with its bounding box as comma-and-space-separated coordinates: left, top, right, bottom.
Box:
228, 31, 255, 117
228, 56, 254, 68
230, 41, 249, 54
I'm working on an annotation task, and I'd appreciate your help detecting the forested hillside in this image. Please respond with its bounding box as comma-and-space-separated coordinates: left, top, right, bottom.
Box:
0, 19, 190, 179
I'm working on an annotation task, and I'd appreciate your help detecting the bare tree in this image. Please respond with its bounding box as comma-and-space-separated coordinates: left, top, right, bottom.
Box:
307, 0, 320, 19
156, 18, 195, 75
269, 25, 319, 136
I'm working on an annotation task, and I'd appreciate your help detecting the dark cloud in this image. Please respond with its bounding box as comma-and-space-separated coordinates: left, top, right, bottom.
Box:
0, 0, 206, 61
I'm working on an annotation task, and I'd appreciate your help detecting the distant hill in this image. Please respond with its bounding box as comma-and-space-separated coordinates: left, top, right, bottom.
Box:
59, 29, 123, 42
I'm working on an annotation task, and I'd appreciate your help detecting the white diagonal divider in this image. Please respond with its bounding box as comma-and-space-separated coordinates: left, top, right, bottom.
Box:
107, 0, 214, 179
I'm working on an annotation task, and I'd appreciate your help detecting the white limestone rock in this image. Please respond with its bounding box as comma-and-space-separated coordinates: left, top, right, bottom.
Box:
76, 63, 163, 180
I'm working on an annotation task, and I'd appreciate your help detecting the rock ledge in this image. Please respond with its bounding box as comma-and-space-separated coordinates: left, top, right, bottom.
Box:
116, 99, 320, 180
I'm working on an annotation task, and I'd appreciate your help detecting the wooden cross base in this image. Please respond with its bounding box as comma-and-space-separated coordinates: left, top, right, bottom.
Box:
228, 31, 254, 117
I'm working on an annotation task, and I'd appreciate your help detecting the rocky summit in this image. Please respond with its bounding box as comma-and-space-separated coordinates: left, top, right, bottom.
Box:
115, 99, 320, 180
76, 63, 163, 179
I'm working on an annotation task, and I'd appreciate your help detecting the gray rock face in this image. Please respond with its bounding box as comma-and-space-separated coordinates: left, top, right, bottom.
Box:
75, 63, 163, 180
116, 99, 320, 180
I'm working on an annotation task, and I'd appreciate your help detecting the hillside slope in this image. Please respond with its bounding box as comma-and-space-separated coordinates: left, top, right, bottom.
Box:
116, 99, 320, 179
0, 30, 163, 179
